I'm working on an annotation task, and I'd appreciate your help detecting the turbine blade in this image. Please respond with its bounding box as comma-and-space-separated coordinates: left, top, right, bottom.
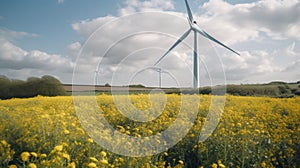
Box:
195, 28, 240, 56
154, 29, 191, 65
184, 0, 194, 22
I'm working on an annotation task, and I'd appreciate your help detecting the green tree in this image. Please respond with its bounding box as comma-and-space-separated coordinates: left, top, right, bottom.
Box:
37, 75, 66, 96
0, 75, 65, 99
0, 76, 11, 99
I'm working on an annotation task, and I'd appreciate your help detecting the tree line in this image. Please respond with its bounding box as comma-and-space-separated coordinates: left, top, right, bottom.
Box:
0, 75, 66, 100
217, 83, 300, 98
169, 81, 300, 98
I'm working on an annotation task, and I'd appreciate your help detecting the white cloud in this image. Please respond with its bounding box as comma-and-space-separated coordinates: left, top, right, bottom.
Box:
282, 60, 300, 72
67, 42, 82, 60
57, 0, 64, 4
0, 39, 27, 61
0, 35, 74, 83
201, 50, 281, 83
72, 16, 116, 38
119, 0, 175, 16
199, 0, 300, 43
0, 28, 38, 42
0, 39, 73, 71
227, 0, 300, 40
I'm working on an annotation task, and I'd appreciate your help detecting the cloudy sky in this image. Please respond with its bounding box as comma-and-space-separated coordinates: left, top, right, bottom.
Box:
0, 0, 299, 87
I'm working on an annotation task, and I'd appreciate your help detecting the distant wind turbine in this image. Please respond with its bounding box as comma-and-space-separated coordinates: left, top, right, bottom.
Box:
152, 67, 168, 88
129, 66, 174, 88
154, 0, 240, 88
94, 70, 99, 86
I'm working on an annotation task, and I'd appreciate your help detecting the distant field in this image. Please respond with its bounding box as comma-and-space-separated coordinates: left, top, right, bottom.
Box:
64, 84, 157, 92
64, 81, 300, 97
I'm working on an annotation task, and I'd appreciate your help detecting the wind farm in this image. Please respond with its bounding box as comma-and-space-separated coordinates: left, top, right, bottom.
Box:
154, 0, 239, 88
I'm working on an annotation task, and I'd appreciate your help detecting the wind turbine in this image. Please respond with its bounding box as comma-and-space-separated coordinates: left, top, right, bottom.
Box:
152, 67, 168, 88
153, 0, 240, 88
94, 70, 99, 86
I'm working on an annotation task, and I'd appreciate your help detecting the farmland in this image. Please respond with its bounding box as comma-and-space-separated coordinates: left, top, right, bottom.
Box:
0, 95, 299, 167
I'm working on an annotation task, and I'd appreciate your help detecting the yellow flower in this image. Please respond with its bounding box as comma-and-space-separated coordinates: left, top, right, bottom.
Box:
178, 160, 184, 164
118, 157, 124, 163
261, 161, 266, 168
216, 160, 225, 168
211, 163, 218, 168
21, 151, 30, 162
8, 165, 17, 168
63, 153, 71, 161
148, 130, 153, 135
88, 162, 97, 168
68, 162, 76, 168
40, 153, 47, 158
54, 145, 63, 152
100, 159, 109, 165
28, 163, 37, 168
89, 157, 98, 162
87, 138, 94, 143
219, 163, 226, 168
100, 151, 107, 157
1, 140, 8, 146
41, 160, 50, 166
30, 152, 38, 157
63, 129, 70, 135
117, 125, 126, 133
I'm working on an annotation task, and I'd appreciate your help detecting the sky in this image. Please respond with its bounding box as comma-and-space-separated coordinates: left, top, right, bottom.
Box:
0, 0, 299, 87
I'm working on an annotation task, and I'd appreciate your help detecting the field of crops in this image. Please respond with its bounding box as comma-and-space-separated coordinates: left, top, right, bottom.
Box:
0, 94, 299, 168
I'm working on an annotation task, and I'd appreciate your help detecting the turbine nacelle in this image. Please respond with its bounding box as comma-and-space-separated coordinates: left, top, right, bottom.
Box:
187, 18, 206, 37
188, 18, 198, 28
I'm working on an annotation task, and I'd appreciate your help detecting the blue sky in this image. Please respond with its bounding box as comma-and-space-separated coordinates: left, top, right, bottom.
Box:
0, 0, 123, 54
0, 0, 299, 87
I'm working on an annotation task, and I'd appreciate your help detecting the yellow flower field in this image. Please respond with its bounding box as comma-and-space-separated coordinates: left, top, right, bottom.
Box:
0, 95, 299, 167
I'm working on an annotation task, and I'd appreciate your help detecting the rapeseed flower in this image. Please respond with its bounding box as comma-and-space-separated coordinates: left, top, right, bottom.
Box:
100, 159, 109, 165
40, 153, 47, 158
63, 153, 70, 161
87, 138, 94, 143
54, 145, 63, 152
1, 140, 8, 146
178, 160, 184, 164
20, 151, 30, 162
28, 163, 37, 168
30, 152, 38, 157
68, 162, 76, 168
88, 162, 97, 168
89, 157, 98, 162
100, 151, 107, 157
63, 129, 70, 135
211, 163, 218, 168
